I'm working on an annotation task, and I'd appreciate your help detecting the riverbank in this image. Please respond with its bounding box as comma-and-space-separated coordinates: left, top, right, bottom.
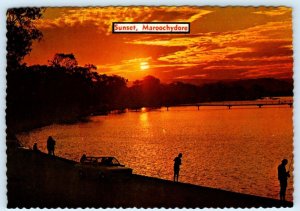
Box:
7, 145, 293, 208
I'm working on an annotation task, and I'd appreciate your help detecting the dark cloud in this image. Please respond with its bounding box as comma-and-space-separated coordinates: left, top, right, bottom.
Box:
227, 40, 293, 59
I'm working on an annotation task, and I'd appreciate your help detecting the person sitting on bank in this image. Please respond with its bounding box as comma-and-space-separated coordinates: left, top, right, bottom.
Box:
80, 154, 87, 163
47, 136, 56, 156
278, 159, 290, 201
174, 153, 182, 182
33, 143, 40, 152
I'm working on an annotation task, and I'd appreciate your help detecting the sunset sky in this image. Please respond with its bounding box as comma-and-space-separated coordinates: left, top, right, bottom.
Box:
24, 7, 293, 84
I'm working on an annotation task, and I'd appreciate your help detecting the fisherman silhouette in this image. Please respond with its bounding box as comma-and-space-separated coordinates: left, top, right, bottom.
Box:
278, 159, 290, 201
33, 143, 40, 152
47, 136, 56, 156
80, 154, 87, 163
174, 153, 182, 182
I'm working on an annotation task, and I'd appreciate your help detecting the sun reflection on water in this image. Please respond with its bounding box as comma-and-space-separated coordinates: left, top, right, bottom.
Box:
139, 112, 149, 127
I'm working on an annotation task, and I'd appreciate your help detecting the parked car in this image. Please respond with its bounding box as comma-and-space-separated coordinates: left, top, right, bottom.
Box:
75, 156, 133, 180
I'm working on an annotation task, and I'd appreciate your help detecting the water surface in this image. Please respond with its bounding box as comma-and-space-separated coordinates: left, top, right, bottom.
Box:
18, 104, 294, 201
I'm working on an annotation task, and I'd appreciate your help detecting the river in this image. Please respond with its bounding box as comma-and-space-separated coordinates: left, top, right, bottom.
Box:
18, 100, 294, 201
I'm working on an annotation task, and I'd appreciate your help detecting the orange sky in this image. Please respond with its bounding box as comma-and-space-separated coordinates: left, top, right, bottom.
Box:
24, 7, 293, 84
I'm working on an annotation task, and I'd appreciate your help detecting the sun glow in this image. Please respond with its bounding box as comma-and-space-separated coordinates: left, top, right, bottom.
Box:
140, 62, 149, 70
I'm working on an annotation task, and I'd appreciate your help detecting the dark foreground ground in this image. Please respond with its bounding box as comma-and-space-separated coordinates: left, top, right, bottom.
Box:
7, 146, 293, 208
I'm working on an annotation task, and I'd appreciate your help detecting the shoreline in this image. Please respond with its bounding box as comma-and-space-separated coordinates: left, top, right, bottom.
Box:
10, 96, 293, 134
7, 146, 293, 208
14, 96, 293, 135
8, 97, 294, 208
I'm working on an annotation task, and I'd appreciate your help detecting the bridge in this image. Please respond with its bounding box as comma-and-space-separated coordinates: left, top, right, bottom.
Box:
166, 100, 293, 110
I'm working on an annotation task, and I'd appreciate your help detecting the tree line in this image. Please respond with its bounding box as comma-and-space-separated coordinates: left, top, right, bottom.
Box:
7, 56, 293, 132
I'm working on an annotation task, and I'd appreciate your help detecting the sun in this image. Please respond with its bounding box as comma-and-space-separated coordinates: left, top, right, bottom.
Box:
140, 62, 149, 70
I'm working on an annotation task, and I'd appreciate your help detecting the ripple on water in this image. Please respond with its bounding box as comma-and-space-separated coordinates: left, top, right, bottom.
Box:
18, 105, 293, 201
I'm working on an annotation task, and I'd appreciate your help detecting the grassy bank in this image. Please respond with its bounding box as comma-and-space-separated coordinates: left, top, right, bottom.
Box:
7, 145, 293, 208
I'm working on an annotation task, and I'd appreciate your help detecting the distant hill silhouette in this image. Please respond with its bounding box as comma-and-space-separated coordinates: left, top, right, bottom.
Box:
173, 77, 293, 87
196, 78, 293, 102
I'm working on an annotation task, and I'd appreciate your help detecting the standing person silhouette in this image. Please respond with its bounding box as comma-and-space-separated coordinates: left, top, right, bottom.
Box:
173, 153, 182, 182
47, 136, 56, 156
278, 159, 290, 201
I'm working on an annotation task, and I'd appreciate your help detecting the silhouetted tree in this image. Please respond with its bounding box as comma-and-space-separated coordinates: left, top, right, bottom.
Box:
141, 76, 162, 106
127, 76, 162, 107
84, 64, 97, 71
6, 8, 43, 68
49, 53, 78, 69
